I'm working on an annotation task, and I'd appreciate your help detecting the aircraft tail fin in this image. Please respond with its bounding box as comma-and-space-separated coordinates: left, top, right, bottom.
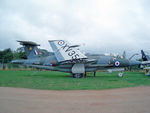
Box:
17, 41, 40, 59
48, 40, 87, 62
122, 51, 126, 59
141, 50, 150, 61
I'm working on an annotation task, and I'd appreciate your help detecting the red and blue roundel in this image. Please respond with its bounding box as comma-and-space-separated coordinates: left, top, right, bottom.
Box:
114, 60, 120, 67
58, 40, 65, 46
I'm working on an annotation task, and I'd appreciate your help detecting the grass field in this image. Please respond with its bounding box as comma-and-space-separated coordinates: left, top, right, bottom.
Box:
0, 70, 150, 90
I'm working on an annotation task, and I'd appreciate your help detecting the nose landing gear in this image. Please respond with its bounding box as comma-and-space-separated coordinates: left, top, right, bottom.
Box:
118, 72, 124, 77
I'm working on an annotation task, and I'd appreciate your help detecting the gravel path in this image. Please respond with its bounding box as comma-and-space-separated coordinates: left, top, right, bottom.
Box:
0, 87, 150, 113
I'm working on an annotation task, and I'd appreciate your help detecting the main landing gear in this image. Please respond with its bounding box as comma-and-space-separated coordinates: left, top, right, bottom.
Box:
72, 73, 84, 78
72, 71, 96, 78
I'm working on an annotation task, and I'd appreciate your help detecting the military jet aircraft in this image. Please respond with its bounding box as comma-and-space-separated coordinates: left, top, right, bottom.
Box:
141, 50, 150, 61
11, 40, 141, 78
141, 50, 150, 75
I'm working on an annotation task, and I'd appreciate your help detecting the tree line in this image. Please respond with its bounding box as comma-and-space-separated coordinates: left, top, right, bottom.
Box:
0, 47, 50, 63
0, 47, 26, 63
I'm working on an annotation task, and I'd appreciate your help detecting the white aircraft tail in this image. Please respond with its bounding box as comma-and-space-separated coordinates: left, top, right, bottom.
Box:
48, 40, 87, 62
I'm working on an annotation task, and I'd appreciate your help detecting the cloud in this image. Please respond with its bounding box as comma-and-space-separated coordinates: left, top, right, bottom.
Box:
0, 0, 150, 57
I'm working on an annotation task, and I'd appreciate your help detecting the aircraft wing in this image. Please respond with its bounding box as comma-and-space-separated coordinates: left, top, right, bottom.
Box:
49, 40, 87, 63
141, 61, 150, 65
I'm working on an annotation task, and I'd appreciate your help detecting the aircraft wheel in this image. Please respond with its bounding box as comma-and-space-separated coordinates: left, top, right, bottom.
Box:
118, 72, 123, 77
73, 73, 83, 78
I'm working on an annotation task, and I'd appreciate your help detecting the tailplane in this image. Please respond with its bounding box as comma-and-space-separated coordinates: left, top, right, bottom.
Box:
17, 41, 40, 59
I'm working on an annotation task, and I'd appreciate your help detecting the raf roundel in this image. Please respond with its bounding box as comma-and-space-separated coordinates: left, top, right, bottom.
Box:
58, 40, 65, 46
115, 61, 120, 67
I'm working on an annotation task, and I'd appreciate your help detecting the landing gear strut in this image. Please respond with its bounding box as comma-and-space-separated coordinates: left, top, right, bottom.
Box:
94, 71, 96, 77
84, 72, 87, 78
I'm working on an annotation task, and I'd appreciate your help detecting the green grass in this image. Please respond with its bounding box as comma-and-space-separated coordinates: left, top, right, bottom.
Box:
0, 70, 150, 90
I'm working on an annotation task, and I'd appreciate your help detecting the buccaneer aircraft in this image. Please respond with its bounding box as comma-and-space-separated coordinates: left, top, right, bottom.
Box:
11, 40, 141, 78
141, 50, 150, 75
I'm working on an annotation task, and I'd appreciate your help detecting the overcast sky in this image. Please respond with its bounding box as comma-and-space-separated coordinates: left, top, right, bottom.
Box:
0, 0, 150, 57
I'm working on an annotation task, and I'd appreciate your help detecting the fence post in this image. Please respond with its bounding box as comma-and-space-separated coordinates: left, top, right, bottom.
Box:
2, 59, 4, 70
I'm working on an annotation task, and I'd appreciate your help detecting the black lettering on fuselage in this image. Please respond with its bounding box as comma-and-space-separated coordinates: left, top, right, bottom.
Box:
65, 47, 72, 52
61, 44, 80, 60
61, 44, 68, 50
68, 51, 75, 56
72, 54, 79, 59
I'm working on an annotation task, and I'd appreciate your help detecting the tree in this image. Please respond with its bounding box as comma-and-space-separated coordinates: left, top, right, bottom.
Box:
13, 47, 27, 59
0, 48, 13, 63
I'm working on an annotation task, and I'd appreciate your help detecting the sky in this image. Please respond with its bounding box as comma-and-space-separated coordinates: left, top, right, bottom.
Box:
0, 0, 150, 57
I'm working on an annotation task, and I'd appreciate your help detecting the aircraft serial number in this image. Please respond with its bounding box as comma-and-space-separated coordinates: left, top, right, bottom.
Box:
61, 44, 80, 60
